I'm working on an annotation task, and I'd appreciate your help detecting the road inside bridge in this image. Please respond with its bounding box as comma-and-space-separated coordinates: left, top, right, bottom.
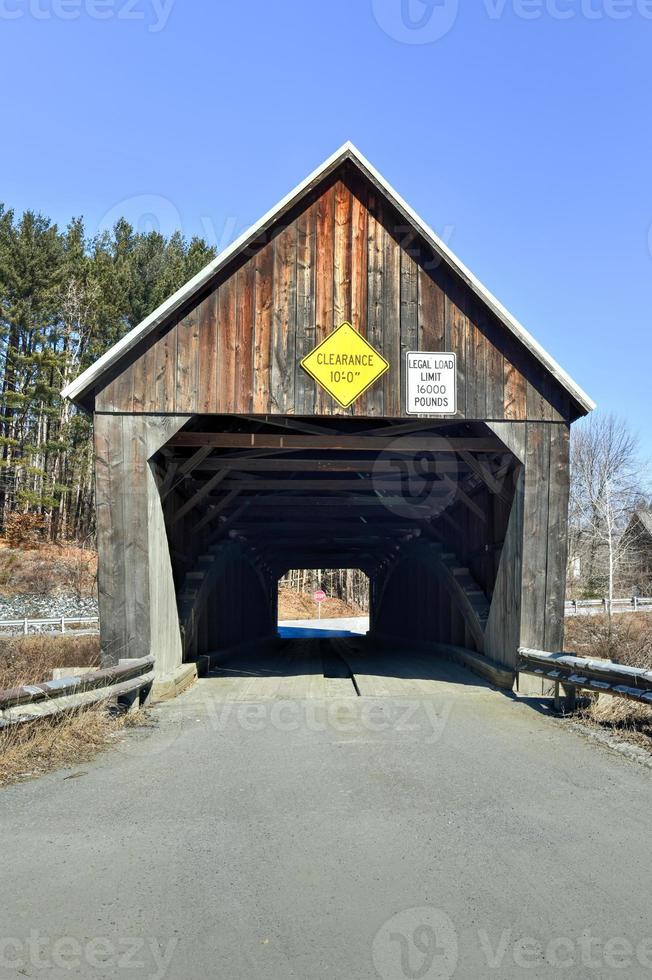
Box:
2, 632, 652, 979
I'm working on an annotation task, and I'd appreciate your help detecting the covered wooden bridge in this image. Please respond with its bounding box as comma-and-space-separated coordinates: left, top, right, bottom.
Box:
63, 143, 594, 691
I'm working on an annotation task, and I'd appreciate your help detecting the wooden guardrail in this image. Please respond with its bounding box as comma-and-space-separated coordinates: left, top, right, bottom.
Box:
518, 647, 652, 711
0, 616, 99, 636
0, 656, 155, 727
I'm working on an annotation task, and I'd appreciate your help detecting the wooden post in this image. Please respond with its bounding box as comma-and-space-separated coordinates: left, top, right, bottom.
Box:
94, 414, 191, 675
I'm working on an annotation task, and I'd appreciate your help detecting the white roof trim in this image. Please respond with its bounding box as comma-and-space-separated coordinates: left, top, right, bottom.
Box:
63, 141, 595, 413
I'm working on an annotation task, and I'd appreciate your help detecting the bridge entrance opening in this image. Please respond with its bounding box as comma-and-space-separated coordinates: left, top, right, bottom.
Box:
151, 414, 520, 692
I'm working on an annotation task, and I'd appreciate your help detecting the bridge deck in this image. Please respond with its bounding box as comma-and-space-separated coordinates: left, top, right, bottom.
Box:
189, 628, 492, 702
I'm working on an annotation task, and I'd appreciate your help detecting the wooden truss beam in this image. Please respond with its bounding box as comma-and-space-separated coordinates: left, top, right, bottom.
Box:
205, 478, 452, 492
190, 458, 468, 474
168, 433, 505, 452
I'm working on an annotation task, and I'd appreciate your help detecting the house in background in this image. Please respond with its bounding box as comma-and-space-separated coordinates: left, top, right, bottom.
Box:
622, 510, 652, 595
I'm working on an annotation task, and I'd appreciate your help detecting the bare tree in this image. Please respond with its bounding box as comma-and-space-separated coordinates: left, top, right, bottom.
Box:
569, 413, 649, 615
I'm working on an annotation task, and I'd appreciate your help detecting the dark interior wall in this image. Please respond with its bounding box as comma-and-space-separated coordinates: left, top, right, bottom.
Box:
371, 556, 461, 647
194, 555, 274, 656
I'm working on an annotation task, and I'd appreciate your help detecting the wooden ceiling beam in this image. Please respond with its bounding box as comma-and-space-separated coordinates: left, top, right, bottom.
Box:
168, 433, 505, 452
203, 478, 452, 492
204, 495, 442, 509
190, 458, 469, 474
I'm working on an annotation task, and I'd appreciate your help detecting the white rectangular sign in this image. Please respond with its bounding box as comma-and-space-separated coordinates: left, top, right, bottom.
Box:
406, 352, 457, 415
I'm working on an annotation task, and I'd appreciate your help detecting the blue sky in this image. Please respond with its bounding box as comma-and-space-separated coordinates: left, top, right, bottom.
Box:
1, 0, 650, 453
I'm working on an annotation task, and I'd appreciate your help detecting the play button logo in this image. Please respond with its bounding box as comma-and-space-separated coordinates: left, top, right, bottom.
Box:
372, 0, 460, 44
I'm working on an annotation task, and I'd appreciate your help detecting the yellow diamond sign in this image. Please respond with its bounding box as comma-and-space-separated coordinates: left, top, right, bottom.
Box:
300, 322, 389, 408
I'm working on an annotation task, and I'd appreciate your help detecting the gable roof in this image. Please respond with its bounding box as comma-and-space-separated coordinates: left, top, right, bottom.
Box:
635, 511, 652, 538
62, 142, 596, 414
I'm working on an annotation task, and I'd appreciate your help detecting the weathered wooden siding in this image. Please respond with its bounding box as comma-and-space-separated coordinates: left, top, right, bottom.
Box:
368, 420, 571, 672
90, 162, 577, 683
94, 414, 190, 673
96, 171, 572, 423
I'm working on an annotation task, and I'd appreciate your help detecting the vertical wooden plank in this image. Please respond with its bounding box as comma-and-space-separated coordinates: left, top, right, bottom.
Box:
333, 181, 352, 327
382, 221, 401, 418
446, 289, 466, 418
544, 423, 571, 651
96, 377, 117, 413
217, 276, 237, 414
198, 292, 219, 414
122, 416, 149, 659
295, 203, 317, 416
351, 186, 369, 417
520, 422, 551, 650
253, 242, 274, 413
333, 181, 353, 417
418, 267, 445, 352
469, 320, 487, 420
526, 377, 549, 422
155, 323, 177, 412
400, 248, 419, 416
350, 187, 368, 339
466, 319, 477, 420
142, 338, 158, 413
504, 361, 527, 420
235, 262, 255, 413
130, 352, 146, 413
271, 223, 297, 414
94, 414, 150, 665
94, 413, 121, 665
366, 196, 384, 418
113, 360, 134, 412
176, 306, 200, 413
314, 184, 335, 415
486, 337, 505, 420
484, 456, 524, 668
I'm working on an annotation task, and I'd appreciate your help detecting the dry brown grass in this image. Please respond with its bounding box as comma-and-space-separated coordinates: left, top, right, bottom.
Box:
0, 634, 115, 786
564, 613, 652, 748
0, 540, 97, 597
565, 612, 652, 667
0, 705, 133, 786
0, 634, 100, 690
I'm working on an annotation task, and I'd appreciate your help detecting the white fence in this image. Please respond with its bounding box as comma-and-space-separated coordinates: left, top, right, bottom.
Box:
565, 597, 652, 617
0, 616, 99, 636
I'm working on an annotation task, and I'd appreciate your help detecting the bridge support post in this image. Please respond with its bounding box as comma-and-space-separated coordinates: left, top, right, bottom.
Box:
94, 413, 191, 678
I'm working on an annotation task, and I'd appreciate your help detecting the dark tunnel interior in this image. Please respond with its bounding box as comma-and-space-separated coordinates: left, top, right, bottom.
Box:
153, 415, 520, 672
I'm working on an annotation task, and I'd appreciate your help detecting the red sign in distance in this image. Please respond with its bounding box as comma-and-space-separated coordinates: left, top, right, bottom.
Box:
313, 590, 327, 603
